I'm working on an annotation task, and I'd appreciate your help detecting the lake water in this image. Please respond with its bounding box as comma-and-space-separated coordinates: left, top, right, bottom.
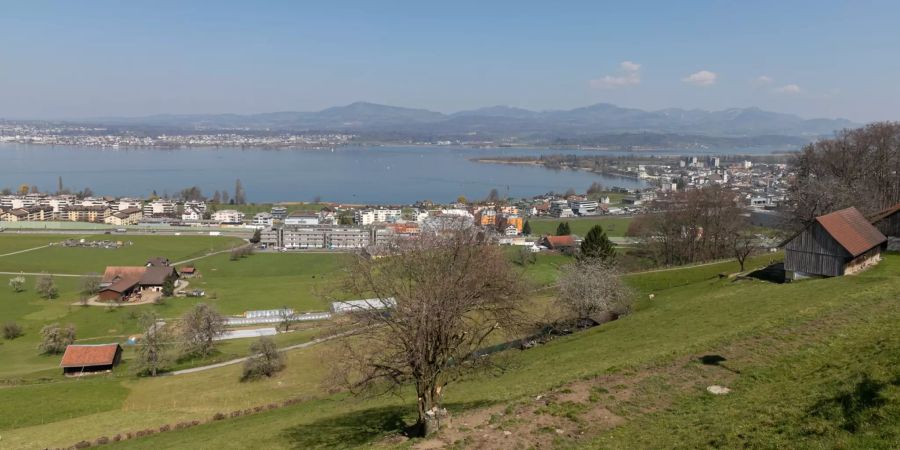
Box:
0, 144, 768, 203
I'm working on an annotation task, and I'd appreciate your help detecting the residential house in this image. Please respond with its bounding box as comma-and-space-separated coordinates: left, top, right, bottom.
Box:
541, 235, 580, 253
181, 206, 203, 222
62, 205, 111, 223
143, 200, 178, 217
105, 207, 142, 226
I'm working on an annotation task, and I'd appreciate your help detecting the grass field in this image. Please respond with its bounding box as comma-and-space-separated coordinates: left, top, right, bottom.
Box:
528, 216, 633, 238
1, 238, 896, 449
0, 234, 245, 274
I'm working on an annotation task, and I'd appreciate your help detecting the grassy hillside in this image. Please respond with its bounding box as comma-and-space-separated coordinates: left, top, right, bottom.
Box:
2, 251, 895, 448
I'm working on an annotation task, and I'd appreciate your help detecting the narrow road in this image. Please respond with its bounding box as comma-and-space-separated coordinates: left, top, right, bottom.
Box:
171, 245, 247, 266
0, 244, 51, 258
167, 328, 358, 376
0, 270, 82, 277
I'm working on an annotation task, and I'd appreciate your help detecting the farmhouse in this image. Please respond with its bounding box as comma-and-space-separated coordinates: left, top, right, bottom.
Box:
98, 263, 178, 302
59, 343, 122, 376
782, 207, 887, 280
870, 202, 900, 251
541, 235, 580, 253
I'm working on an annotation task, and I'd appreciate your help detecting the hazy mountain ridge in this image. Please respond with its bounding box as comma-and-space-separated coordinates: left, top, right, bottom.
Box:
84, 101, 856, 138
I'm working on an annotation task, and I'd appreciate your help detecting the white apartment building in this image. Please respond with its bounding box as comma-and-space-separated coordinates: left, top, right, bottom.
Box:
252, 212, 274, 227
143, 200, 178, 216
183, 200, 208, 213
181, 206, 203, 222
284, 211, 320, 226
211, 209, 245, 224
355, 208, 402, 226
112, 198, 143, 212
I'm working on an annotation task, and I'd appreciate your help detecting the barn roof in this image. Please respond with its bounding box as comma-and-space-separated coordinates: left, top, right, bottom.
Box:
140, 266, 177, 285
101, 266, 147, 284
60, 344, 121, 368
815, 207, 886, 257
869, 202, 900, 223
544, 235, 577, 248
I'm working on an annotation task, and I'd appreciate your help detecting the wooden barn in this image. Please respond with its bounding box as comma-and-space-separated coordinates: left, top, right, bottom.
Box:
782, 207, 887, 280
59, 343, 122, 376
870, 202, 900, 238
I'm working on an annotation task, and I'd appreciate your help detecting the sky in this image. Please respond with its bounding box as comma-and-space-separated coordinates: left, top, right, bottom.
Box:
1, 1, 898, 122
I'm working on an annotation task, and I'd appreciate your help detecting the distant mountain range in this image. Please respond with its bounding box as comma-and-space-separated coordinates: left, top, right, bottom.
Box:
86, 102, 857, 140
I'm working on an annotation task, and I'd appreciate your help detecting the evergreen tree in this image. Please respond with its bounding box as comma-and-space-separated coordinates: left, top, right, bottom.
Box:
249, 229, 261, 244
522, 220, 532, 236
579, 224, 616, 261
555, 222, 571, 236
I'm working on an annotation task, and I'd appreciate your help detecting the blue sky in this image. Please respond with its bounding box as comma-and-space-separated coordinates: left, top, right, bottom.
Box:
1, 1, 898, 122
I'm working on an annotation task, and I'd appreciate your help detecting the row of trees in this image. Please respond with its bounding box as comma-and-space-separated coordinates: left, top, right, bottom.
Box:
789, 122, 900, 228
628, 185, 756, 269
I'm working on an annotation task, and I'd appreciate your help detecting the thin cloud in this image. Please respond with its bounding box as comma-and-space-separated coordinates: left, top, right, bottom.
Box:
773, 84, 801, 94
755, 75, 774, 85
682, 70, 717, 86
590, 61, 641, 89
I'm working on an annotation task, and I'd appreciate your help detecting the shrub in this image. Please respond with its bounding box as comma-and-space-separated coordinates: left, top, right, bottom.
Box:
2, 322, 24, 340
212, 412, 226, 421
8, 276, 25, 293
35, 274, 59, 299
241, 337, 285, 381
159, 424, 171, 432
94, 436, 109, 445
74, 440, 92, 448
38, 323, 76, 354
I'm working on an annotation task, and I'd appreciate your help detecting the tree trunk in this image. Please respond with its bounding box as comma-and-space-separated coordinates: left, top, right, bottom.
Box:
415, 383, 448, 436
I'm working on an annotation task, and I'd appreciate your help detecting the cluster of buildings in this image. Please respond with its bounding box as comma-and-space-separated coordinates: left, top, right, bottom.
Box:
0, 122, 355, 148
0, 194, 216, 226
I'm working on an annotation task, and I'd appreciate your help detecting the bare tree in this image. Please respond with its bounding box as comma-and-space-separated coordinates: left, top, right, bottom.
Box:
278, 306, 293, 332
79, 273, 101, 305
333, 227, 526, 436
180, 303, 225, 357
134, 312, 170, 376
557, 259, 632, 321
732, 231, 757, 272
35, 274, 58, 299
38, 323, 76, 354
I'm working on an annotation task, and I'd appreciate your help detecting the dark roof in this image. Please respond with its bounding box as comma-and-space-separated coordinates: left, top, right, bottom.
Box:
60, 344, 121, 368
140, 266, 177, 285
816, 207, 887, 257
102, 266, 147, 284
102, 276, 140, 294
869, 202, 900, 223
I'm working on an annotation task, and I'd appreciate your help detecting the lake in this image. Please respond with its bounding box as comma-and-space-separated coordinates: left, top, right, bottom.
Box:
0, 144, 715, 203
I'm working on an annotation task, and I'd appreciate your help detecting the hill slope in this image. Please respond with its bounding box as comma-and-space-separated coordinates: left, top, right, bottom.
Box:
10, 254, 894, 449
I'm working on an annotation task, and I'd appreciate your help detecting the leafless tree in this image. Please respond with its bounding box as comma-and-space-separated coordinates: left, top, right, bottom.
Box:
731, 231, 758, 272
35, 274, 58, 299
631, 185, 745, 266
180, 303, 225, 357
278, 306, 293, 332
333, 226, 526, 436
8, 276, 25, 293
79, 273, 101, 306
557, 259, 632, 321
134, 312, 170, 377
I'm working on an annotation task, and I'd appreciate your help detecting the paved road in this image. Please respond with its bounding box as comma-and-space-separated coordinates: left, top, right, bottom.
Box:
168, 328, 359, 376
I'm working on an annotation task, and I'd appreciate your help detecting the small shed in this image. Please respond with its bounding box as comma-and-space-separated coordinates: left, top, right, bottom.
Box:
60, 344, 123, 376
541, 235, 580, 252
782, 207, 887, 280
870, 202, 900, 238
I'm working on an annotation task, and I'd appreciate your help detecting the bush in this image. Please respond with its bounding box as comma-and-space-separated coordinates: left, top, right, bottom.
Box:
2, 322, 24, 340
212, 412, 226, 421
35, 274, 59, 299
38, 323, 76, 354
241, 337, 285, 381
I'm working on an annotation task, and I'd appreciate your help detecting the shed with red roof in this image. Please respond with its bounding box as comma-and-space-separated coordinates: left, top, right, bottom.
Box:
59, 344, 122, 375
782, 207, 887, 280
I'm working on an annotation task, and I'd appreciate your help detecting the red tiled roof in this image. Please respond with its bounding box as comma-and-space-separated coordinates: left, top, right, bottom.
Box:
544, 235, 576, 248
816, 207, 887, 257
60, 344, 121, 368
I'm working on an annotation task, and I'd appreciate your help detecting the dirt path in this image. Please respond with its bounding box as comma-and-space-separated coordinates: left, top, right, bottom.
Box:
0, 244, 52, 258
167, 328, 358, 376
